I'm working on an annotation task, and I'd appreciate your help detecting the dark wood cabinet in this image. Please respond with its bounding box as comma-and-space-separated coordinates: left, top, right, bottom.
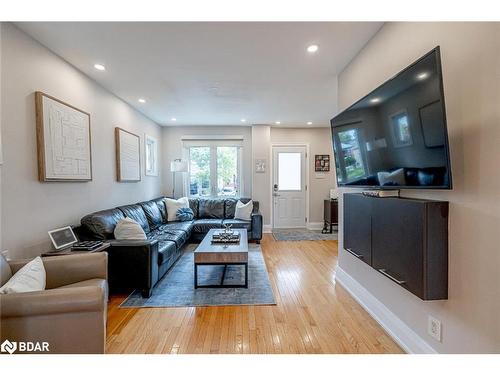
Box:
343, 193, 448, 300
344, 194, 372, 266
322, 199, 338, 234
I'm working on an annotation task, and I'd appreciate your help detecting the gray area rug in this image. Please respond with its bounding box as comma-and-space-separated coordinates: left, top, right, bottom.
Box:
272, 228, 338, 241
120, 244, 276, 308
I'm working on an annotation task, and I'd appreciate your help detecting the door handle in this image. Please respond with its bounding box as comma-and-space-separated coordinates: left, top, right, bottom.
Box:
345, 248, 363, 259
378, 269, 406, 285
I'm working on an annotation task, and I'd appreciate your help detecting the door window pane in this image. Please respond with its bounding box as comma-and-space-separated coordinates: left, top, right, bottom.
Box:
189, 147, 211, 197
278, 152, 301, 191
217, 146, 238, 196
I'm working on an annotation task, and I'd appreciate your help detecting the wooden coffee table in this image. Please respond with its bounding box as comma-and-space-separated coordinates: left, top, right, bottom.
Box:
194, 228, 248, 288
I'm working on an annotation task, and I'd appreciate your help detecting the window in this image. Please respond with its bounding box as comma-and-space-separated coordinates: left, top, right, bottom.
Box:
145, 135, 158, 176
390, 110, 413, 147
185, 141, 242, 197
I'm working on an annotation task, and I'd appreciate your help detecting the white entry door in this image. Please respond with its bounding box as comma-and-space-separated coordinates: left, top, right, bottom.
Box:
272, 146, 307, 228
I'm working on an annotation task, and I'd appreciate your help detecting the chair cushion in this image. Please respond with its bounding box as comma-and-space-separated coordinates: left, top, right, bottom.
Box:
114, 218, 147, 240
0, 257, 46, 294
139, 200, 163, 229
192, 219, 223, 233
199, 199, 225, 219
81, 208, 125, 240
57, 278, 107, 291
117, 204, 151, 234
157, 240, 178, 265
222, 219, 252, 231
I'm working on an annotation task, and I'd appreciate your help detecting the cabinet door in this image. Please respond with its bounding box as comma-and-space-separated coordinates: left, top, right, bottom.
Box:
371, 198, 424, 298
343, 194, 372, 265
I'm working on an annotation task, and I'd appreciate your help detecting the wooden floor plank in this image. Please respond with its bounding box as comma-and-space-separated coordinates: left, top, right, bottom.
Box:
105, 234, 404, 354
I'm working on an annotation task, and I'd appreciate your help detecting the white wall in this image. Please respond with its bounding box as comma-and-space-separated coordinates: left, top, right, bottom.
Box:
161, 125, 252, 198
1, 23, 163, 259
270, 127, 336, 224
337, 22, 500, 353
251, 125, 271, 226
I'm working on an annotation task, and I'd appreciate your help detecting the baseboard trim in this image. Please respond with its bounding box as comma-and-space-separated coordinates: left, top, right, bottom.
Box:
335, 266, 437, 354
263, 225, 272, 233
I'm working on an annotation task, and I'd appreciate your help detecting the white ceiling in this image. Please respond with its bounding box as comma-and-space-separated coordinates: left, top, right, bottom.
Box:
16, 22, 383, 127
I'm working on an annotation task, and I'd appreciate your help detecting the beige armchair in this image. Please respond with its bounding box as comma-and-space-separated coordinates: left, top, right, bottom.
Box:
0, 252, 108, 354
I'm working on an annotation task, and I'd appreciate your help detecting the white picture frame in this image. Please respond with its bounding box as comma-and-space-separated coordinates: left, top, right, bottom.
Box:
145, 134, 159, 176
115, 127, 141, 182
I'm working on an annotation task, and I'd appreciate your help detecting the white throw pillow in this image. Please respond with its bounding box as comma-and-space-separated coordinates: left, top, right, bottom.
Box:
0, 256, 46, 294
114, 217, 147, 240
164, 197, 189, 222
234, 200, 253, 221
378, 168, 405, 186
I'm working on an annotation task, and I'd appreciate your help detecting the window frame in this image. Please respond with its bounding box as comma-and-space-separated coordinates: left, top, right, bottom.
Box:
182, 140, 243, 198
144, 134, 159, 176
389, 109, 413, 148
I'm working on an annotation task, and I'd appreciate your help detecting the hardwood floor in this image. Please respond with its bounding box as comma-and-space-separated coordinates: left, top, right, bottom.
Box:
106, 234, 404, 354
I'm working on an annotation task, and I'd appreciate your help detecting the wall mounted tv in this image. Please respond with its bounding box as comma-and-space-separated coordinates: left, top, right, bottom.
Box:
330, 47, 452, 189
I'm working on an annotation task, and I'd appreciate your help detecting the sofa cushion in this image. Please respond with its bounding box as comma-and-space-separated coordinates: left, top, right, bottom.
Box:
222, 219, 252, 231
139, 200, 163, 229
192, 218, 223, 233
81, 208, 126, 240
199, 199, 225, 219
188, 198, 199, 219
224, 197, 254, 218
234, 200, 253, 220
151, 197, 168, 222
158, 221, 194, 237
58, 278, 107, 291
117, 204, 151, 234
114, 218, 147, 240
176, 207, 194, 221
148, 229, 187, 248
164, 197, 190, 222
157, 240, 177, 265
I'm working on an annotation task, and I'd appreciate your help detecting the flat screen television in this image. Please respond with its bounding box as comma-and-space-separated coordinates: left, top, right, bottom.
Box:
330, 47, 452, 189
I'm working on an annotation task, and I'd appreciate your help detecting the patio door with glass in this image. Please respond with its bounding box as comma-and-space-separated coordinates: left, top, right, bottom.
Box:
272, 146, 307, 229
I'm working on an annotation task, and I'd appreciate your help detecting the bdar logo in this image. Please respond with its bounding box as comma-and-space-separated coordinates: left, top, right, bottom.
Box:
1, 339, 17, 354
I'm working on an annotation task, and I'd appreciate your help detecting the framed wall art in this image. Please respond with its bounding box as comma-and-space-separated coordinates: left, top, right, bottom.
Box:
35, 91, 92, 182
315, 154, 330, 172
144, 134, 159, 176
115, 127, 141, 182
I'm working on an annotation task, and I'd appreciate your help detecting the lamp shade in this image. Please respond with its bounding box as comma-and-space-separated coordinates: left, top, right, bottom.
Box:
170, 160, 188, 172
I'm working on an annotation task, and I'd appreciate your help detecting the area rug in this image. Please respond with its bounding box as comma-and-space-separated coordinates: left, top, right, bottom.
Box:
120, 244, 276, 308
272, 228, 338, 241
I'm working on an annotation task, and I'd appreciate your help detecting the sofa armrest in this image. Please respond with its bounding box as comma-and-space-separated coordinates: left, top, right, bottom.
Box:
0, 285, 105, 318
251, 212, 263, 241
9, 253, 108, 290
106, 239, 159, 295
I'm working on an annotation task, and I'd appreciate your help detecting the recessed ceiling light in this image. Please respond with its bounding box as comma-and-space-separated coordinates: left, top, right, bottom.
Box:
138, 98, 146, 103
307, 44, 319, 53
370, 97, 381, 103
307, 121, 313, 125
275, 121, 281, 125
171, 117, 177, 122
417, 72, 429, 80
241, 119, 247, 123
94, 63, 106, 71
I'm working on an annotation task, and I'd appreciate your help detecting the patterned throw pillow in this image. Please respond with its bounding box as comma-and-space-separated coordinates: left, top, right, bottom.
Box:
176, 207, 194, 222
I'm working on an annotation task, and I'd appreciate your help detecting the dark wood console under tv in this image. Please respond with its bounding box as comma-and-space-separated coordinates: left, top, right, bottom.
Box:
344, 193, 448, 300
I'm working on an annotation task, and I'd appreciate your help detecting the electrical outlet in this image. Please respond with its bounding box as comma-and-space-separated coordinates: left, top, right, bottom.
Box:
428, 316, 442, 342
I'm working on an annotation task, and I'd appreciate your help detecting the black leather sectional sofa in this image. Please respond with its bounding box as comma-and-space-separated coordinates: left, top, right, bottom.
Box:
76, 197, 262, 297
